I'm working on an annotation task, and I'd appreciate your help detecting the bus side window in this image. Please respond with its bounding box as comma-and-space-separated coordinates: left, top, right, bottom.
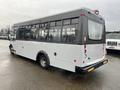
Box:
30, 24, 40, 40
17, 30, 24, 40
62, 24, 78, 43
24, 31, 31, 40
49, 27, 61, 42
38, 23, 49, 41
17, 28, 32, 40
49, 21, 61, 42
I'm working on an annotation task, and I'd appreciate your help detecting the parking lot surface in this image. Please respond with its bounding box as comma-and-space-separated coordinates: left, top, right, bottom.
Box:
0, 40, 120, 90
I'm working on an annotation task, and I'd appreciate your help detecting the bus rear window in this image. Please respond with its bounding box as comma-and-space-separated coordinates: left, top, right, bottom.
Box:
88, 20, 103, 40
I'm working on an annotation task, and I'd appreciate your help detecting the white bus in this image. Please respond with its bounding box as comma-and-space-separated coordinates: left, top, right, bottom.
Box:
106, 32, 120, 50
9, 8, 108, 73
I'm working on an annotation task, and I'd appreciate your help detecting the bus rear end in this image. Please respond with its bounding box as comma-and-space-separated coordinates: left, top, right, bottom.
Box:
76, 9, 108, 73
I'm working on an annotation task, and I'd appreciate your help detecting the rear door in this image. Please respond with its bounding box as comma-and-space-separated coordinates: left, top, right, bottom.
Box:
82, 15, 105, 66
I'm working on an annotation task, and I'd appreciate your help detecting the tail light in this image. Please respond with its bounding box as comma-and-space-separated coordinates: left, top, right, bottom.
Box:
80, 13, 86, 16
84, 36, 87, 57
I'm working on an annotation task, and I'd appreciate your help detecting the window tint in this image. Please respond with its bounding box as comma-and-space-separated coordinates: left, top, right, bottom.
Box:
38, 23, 49, 41
49, 26, 61, 42
17, 28, 31, 40
38, 29, 48, 41
31, 28, 39, 40
62, 24, 78, 43
28, 25, 31, 29
36, 24, 39, 28
41, 24, 45, 27
50, 22, 55, 27
63, 19, 70, 25
56, 21, 62, 26
88, 20, 103, 40
32, 25, 36, 29
16, 18, 79, 44
24, 30, 31, 40
71, 18, 79, 24
45, 23, 49, 29
17, 29, 24, 39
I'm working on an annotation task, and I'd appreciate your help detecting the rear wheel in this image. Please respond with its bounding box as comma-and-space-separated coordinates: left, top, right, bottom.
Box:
38, 55, 49, 69
9, 45, 14, 55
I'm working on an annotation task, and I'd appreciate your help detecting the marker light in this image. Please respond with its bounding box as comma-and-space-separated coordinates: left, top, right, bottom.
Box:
94, 10, 99, 15
84, 36, 87, 54
80, 13, 85, 16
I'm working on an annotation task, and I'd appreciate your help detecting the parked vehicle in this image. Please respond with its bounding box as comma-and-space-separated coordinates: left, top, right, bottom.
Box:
9, 8, 108, 73
106, 32, 120, 50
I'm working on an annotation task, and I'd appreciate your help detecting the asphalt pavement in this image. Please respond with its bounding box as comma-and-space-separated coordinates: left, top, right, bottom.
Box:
0, 40, 120, 90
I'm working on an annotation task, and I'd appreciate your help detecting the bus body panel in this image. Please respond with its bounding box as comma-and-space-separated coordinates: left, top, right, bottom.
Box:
11, 40, 85, 72
11, 40, 106, 72
82, 44, 105, 67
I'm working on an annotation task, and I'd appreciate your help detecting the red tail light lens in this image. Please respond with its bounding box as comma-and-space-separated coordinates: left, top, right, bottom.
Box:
80, 13, 85, 16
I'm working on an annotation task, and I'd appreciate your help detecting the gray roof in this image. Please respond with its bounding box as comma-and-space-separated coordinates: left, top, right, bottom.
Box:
14, 8, 102, 27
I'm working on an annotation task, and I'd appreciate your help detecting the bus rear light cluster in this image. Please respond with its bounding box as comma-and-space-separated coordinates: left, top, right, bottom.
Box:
84, 36, 87, 54
80, 13, 86, 16
84, 49, 87, 53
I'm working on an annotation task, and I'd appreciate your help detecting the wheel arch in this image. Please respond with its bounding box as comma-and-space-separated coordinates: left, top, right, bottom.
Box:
36, 50, 50, 65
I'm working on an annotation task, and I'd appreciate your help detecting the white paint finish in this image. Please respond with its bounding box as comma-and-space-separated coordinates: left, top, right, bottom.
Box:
106, 39, 120, 50
10, 40, 105, 72
81, 44, 105, 67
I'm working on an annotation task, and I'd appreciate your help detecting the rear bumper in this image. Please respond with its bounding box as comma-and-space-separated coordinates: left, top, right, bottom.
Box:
75, 59, 108, 73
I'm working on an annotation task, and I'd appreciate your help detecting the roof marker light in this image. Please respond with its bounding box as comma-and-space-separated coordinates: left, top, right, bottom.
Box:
94, 10, 99, 15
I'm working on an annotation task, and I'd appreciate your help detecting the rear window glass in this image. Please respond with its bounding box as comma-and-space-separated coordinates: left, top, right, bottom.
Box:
88, 20, 103, 40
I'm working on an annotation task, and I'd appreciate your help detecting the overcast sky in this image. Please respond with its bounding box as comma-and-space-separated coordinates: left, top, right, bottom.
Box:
0, 0, 119, 31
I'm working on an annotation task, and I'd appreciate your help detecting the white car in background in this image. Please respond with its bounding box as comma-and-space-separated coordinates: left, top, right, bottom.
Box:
106, 32, 120, 50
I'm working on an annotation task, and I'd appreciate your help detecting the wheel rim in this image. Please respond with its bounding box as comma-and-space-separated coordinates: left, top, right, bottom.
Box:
40, 58, 46, 67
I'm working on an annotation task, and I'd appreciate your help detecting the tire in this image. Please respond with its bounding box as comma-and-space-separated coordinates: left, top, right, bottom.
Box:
38, 55, 49, 69
9, 46, 14, 55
